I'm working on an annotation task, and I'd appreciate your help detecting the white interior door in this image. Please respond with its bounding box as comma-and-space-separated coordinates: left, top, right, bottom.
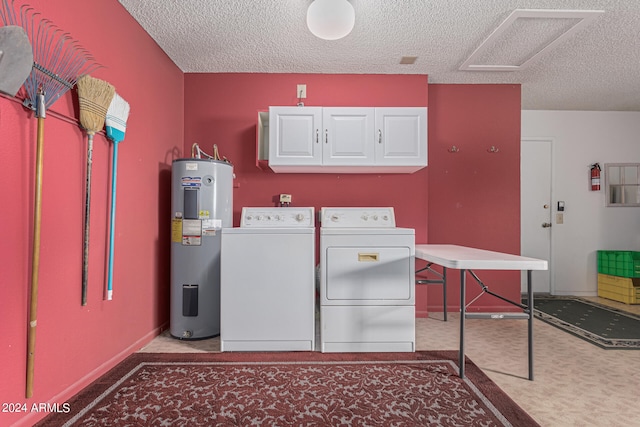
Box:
521, 138, 552, 293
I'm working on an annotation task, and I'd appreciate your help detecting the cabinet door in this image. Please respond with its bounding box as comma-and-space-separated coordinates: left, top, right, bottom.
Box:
269, 107, 322, 167
374, 108, 427, 167
323, 108, 375, 166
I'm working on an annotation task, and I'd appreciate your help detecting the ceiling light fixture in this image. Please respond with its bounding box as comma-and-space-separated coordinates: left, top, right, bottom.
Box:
307, 0, 355, 41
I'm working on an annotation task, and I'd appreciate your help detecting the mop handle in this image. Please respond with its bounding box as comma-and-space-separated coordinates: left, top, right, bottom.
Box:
106, 141, 119, 300
81, 134, 94, 306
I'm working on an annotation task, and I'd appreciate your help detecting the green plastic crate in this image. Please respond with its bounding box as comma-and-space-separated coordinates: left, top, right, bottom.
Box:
598, 251, 640, 278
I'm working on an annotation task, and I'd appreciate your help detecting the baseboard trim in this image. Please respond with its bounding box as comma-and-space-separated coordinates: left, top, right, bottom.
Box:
552, 291, 598, 297
15, 322, 168, 427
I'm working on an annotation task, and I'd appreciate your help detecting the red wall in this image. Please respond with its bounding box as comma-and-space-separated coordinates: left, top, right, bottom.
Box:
0, 1, 183, 425
184, 73, 429, 231
184, 75, 522, 315
184, 73, 430, 314
427, 84, 522, 311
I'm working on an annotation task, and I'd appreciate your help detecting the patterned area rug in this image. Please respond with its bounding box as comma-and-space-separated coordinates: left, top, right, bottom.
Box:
531, 296, 640, 349
36, 351, 538, 426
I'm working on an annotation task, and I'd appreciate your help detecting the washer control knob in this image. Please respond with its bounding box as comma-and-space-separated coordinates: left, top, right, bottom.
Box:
383, 215, 389, 221
361, 215, 368, 221
373, 215, 378, 221
331, 214, 339, 222
296, 214, 305, 222
246, 215, 253, 221
257, 215, 263, 221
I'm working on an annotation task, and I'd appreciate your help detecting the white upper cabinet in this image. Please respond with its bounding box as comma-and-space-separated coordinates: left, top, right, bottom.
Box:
266, 106, 427, 173
375, 108, 427, 167
268, 106, 322, 166
323, 108, 375, 166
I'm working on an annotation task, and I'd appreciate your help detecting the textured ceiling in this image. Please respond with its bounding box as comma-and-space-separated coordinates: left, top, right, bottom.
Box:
118, 0, 640, 111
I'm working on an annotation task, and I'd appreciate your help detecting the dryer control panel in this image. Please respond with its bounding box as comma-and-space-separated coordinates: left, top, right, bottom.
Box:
241, 207, 315, 228
320, 207, 396, 228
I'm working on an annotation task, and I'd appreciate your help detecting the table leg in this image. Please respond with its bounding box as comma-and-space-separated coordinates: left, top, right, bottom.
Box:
443, 267, 448, 321
459, 269, 466, 378
527, 269, 534, 380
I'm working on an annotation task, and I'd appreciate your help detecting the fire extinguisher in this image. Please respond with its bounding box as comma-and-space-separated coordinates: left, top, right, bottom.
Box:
591, 163, 601, 191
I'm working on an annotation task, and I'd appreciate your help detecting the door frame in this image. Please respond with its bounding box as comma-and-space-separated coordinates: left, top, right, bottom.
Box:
521, 137, 554, 294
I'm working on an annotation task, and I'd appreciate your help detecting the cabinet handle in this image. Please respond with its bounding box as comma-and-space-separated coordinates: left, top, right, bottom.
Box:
378, 129, 382, 144
316, 129, 319, 144
325, 129, 328, 144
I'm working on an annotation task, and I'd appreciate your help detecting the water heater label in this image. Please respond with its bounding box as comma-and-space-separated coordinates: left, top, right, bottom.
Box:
181, 176, 201, 187
185, 162, 198, 171
171, 219, 182, 243
202, 219, 222, 236
181, 219, 202, 246
182, 236, 201, 245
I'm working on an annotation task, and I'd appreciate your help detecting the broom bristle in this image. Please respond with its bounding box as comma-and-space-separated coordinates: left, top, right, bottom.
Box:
77, 75, 115, 134
105, 94, 131, 132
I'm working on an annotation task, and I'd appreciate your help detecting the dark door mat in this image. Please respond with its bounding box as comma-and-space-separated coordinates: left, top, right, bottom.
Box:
529, 296, 640, 349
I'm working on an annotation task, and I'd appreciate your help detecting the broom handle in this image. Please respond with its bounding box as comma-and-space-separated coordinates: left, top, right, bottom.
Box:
26, 114, 45, 399
106, 141, 119, 300
81, 134, 94, 306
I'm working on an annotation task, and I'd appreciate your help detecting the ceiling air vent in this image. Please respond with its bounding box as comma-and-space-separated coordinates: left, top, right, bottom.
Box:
400, 56, 418, 65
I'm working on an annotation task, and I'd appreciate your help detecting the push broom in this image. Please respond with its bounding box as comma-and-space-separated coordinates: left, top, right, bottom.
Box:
1, 0, 100, 398
104, 93, 130, 300
76, 74, 115, 306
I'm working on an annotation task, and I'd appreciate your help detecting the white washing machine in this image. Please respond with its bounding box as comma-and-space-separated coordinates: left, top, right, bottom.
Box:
320, 207, 415, 353
220, 207, 315, 351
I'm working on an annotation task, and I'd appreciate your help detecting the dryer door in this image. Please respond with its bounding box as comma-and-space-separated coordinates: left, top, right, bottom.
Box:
324, 246, 414, 305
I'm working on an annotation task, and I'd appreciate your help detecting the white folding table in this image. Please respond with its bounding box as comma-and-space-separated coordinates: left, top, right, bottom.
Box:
415, 244, 548, 380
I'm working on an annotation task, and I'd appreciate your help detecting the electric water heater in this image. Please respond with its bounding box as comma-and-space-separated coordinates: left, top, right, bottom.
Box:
170, 159, 233, 339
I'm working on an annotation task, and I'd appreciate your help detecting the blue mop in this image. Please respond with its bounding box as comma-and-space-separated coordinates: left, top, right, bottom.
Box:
104, 93, 130, 300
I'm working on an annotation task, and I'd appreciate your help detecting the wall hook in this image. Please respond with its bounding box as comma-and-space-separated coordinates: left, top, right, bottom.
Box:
487, 145, 500, 153
448, 145, 460, 153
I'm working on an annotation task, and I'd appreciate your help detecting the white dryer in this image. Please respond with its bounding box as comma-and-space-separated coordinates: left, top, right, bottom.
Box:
320, 207, 415, 352
220, 207, 315, 351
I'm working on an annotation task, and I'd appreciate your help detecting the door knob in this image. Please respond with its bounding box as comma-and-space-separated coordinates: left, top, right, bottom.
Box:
542, 222, 552, 228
